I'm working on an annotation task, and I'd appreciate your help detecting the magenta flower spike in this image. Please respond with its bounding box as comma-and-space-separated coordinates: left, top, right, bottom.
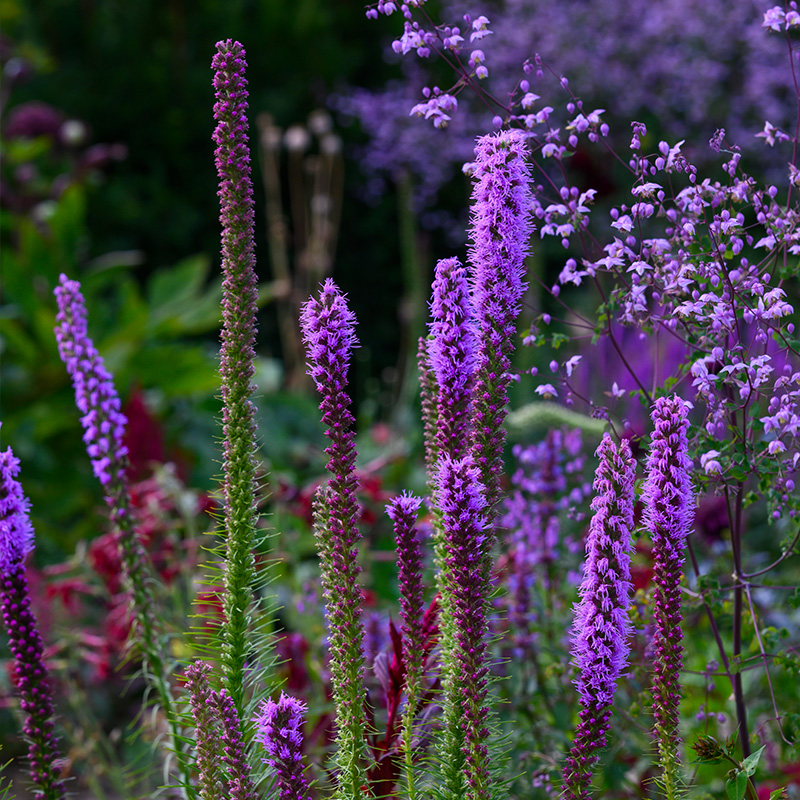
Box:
185, 661, 225, 800
0, 442, 65, 800
563, 434, 635, 800
468, 130, 533, 513
214, 689, 258, 800
642, 396, 694, 798
254, 692, 312, 800
300, 279, 368, 797
428, 256, 477, 460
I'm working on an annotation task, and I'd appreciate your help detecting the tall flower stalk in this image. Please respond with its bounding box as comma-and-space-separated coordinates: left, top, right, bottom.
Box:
212, 39, 261, 721
563, 434, 635, 800
643, 396, 694, 800
300, 279, 368, 799
53, 275, 192, 795
0, 441, 65, 800
185, 661, 225, 800
468, 130, 533, 516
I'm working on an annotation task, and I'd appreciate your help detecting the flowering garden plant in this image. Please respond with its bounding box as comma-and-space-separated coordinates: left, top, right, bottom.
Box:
1, 3, 800, 799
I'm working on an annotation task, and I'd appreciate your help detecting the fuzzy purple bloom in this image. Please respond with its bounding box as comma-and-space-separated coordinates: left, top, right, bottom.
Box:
642, 395, 694, 794
563, 434, 635, 800
428, 256, 477, 460
437, 453, 491, 799
254, 692, 312, 800
0, 444, 65, 799
300, 280, 368, 793
468, 130, 533, 511
214, 689, 257, 800
54, 274, 129, 494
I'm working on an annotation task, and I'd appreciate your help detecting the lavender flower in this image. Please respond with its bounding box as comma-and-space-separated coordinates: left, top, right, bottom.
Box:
185, 661, 224, 800
428, 256, 477, 460
468, 130, 533, 513
254, 693, 312, 800
563, 434, 635, 800
212, 39, 261, 719
214, 689, 258, 800
642, 396, 694, 799
436, 453, 491, 800
0, 442, 65, 799
300, 280, 367, 798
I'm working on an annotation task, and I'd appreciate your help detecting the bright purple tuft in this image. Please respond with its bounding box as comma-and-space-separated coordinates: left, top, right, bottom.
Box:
0, 443, 34, 573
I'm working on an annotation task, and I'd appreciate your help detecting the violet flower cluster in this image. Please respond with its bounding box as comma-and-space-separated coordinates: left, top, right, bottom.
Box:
254, 692, 312, 800
0, 441, 65, 799
642, 396, 694, 798
563, 434, 635, 800
468, 129, 532, 513
300, 279, 368, 798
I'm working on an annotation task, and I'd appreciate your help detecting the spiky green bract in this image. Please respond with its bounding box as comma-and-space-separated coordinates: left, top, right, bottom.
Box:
563, 435, 635, 800
53, 276, 193, 797
212, 39, 261, 724
417, 337, 440, 494
300, 281, 368, 800
642, 396, 694, 800
387, 493, 425, 800
436, 454, 491, 800
0, 444, 65, 800
468, 130, 533, 516
186, 662, 225, 800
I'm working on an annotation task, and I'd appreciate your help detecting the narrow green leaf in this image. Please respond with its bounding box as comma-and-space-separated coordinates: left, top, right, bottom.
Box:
726, 770, 748, 800
742, 745, 765, 777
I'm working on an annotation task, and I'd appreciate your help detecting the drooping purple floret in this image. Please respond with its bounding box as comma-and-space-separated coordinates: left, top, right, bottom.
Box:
0, 442, 65, 799
254, 693, 312, 800
428, 256, 476, 459
563, 434, 635, 800
54, 274, 129, 491
642, 395, 694, 781
468, 130, 533, 511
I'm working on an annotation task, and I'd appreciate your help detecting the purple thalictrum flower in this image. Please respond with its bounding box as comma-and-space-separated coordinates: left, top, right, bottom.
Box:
254, 692, 312, 800
0, 440, 66, 799
563, 434, 635, 800
642, 395, 694, 798
428, 256, 477, 460
468, 130, 533, 513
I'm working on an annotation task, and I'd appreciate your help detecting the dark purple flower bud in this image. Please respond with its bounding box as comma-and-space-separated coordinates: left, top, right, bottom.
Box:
563, 434, 635, 800
0, 442, 65, 799
254, 692, 312, 800
642, 395, 694, 796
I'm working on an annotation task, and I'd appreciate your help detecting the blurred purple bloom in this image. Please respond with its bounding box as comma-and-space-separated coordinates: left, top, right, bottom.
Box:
254, 692, 312, 800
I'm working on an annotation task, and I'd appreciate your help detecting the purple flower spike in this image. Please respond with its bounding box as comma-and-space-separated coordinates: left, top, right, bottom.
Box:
429, 256, 476, 460
254, 693, 312, 800
563, 434, 635, 800
642, 395, 694, 796
437, 453, 491, 799
185, 661, 224, 800
468, 130, 533, 513
54, 274, 129, 493
214, 689, 257, 800
0, 443, 65, 799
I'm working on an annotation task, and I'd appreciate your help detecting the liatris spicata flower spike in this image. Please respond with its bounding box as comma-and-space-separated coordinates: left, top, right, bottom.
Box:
387, 493, 424, 800
428, 256, 476, 460
468, 130, 533, 515
53, 275, 192, 793
212, 39, 261, 721
214, 689, 258, 800
254, 692, 312, 800
642, 395, 694, 800
0, 440, 65, 800
185, 661, 225, 800
563, 434, 635, 800
436, 453, 491, 800
300, 280, 368, 799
